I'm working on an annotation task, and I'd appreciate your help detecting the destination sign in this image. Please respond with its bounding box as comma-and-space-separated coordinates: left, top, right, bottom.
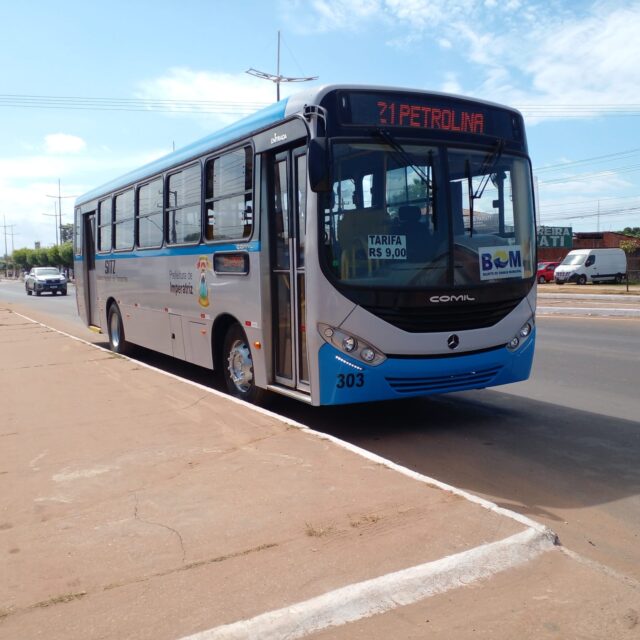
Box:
340, 91, 522, 141
376, 100, 485, 134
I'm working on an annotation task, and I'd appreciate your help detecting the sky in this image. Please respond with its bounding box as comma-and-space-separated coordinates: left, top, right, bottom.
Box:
1, 0, 640, 251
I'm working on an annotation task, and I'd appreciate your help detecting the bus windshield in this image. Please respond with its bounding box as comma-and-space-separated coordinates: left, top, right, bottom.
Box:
321, 140, 535, 288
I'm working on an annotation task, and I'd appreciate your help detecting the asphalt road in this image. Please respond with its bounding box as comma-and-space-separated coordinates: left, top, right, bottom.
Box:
2, 278, 639, 589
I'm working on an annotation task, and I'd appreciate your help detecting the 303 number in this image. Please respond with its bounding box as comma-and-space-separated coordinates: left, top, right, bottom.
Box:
336, 373, 365, 389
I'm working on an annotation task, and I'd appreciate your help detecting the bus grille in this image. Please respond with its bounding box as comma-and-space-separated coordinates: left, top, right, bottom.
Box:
365, 298, 522, 333
385, 366, 503, 394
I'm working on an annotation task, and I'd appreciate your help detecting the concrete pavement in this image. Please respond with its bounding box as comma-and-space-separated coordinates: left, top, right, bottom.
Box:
1, 303, 639, 639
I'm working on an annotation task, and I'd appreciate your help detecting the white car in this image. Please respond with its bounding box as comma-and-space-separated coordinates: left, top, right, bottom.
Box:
25, 267, 68, 296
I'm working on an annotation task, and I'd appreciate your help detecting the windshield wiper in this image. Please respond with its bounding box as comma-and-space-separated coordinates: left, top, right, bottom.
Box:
473, 138, 505, 200
372, 128, 437, 226
373, 128, 432, 185
465, 139, 505, 238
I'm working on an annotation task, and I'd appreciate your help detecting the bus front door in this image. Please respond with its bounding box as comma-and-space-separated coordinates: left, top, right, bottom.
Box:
83, 213, 100, 327
271, 147, 309, 393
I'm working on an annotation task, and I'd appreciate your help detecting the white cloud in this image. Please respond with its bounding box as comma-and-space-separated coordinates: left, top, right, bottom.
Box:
286, 0, 640, 119
136, 68, 296, 128
44, 133, 86, 154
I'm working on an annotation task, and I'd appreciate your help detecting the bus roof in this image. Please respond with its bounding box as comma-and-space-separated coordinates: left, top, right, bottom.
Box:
76, 84, 523, 207
76, 98, 290, 205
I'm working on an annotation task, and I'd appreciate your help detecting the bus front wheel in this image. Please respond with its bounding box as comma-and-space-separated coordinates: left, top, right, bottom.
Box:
107, 304, 133, 355
222, 324, 267, 404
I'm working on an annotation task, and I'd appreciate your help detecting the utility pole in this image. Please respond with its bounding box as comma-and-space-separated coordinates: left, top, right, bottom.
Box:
1, 214, 16, 277
246, 30, 318, 101
46, 179, 77, 246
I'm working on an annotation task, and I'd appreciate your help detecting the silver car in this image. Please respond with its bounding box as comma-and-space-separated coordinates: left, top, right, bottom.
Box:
25, 267, 68, 296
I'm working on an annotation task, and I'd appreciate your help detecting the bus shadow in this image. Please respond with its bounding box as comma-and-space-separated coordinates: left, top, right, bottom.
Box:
271, 390, 640, 516
116, 345, 640, 515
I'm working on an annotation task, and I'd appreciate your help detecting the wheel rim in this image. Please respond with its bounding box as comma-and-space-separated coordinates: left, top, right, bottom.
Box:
109, 312, 121, 349
227, 339, 254, 393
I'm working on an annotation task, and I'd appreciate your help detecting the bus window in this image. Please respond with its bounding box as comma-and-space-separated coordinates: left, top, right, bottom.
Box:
167, 164, 201, 245
137, 178, 163, 248
98, 198, 112, 252
205, 146, 253, 241
74, 208, 82, 256
114, 189, 134, 251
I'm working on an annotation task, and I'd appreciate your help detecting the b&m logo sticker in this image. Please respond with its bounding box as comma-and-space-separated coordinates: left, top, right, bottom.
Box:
479, 246, 524, 280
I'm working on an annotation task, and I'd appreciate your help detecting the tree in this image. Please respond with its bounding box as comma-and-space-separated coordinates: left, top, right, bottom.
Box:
620, 227, 640, 238
620, 238, 640, 291
33, 247, 50, 266
59, 242, 74, 268
60, 224, 74, 244
12, 248, 30, 272
48, 244, 61, 267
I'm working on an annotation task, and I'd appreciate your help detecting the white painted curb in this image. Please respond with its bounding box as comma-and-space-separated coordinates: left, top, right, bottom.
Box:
180, 528, 556, 640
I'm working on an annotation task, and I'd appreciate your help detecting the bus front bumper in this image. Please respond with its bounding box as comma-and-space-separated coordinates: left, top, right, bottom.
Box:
318, 330, 535, 406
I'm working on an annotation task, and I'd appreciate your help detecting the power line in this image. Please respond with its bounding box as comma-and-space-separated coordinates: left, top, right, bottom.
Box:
541, 194, 640, 211
0, 94, 269, 114
539, 163, 640, 185
534, 147, 640, 173
518, 104, 640, 118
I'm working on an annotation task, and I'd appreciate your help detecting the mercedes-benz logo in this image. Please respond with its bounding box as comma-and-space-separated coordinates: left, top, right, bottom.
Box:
447, 334, 460, 350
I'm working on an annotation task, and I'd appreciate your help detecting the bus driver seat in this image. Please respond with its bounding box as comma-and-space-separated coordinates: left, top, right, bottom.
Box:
394, 205, 430, 262
339, 208, 389, 279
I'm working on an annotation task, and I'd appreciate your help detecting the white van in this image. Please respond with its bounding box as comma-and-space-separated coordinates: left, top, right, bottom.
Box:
554, 248, 627, 285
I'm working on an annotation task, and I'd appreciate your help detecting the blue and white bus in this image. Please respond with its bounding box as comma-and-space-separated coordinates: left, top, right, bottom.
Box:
74, 85, 537, 405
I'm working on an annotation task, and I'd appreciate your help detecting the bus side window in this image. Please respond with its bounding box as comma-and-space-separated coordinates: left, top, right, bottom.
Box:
205, 146, 253, 242
167, 164, 201, 245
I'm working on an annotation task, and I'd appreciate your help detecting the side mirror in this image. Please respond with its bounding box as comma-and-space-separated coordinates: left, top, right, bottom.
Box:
308, 137, 331, 192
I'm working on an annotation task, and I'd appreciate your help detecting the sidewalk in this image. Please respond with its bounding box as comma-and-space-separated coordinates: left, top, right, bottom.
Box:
1, 305, 638, 639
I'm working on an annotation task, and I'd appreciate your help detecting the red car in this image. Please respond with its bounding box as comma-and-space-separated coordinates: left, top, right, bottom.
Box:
536, 261, 559, 283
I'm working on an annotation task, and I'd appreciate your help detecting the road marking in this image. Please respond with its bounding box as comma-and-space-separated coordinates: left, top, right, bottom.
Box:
9, 310, 558, 637
538, 306, 640, 317
179, 528, 555, 640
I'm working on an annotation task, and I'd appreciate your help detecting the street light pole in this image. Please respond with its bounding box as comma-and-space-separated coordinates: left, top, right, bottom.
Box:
42, 212, 58, 245
246, 30, 318, 101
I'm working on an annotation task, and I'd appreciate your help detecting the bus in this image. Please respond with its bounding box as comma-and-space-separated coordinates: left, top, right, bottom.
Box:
74, 84, 537, 406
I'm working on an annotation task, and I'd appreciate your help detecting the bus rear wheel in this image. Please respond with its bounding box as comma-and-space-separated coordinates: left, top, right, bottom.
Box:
222, 324, 267, 404
107, 304, 133, 355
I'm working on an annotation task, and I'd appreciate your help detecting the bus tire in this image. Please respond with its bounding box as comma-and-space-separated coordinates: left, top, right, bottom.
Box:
107, 304, 133, 356
222, 324, 267, 404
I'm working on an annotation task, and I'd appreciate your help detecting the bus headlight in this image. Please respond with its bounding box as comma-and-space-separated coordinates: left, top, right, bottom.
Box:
519, 322, 532, 338
507, 318, 534, 352
342, 336, 357, 352
318, 323, 386, 366
361, 347, 376, 363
